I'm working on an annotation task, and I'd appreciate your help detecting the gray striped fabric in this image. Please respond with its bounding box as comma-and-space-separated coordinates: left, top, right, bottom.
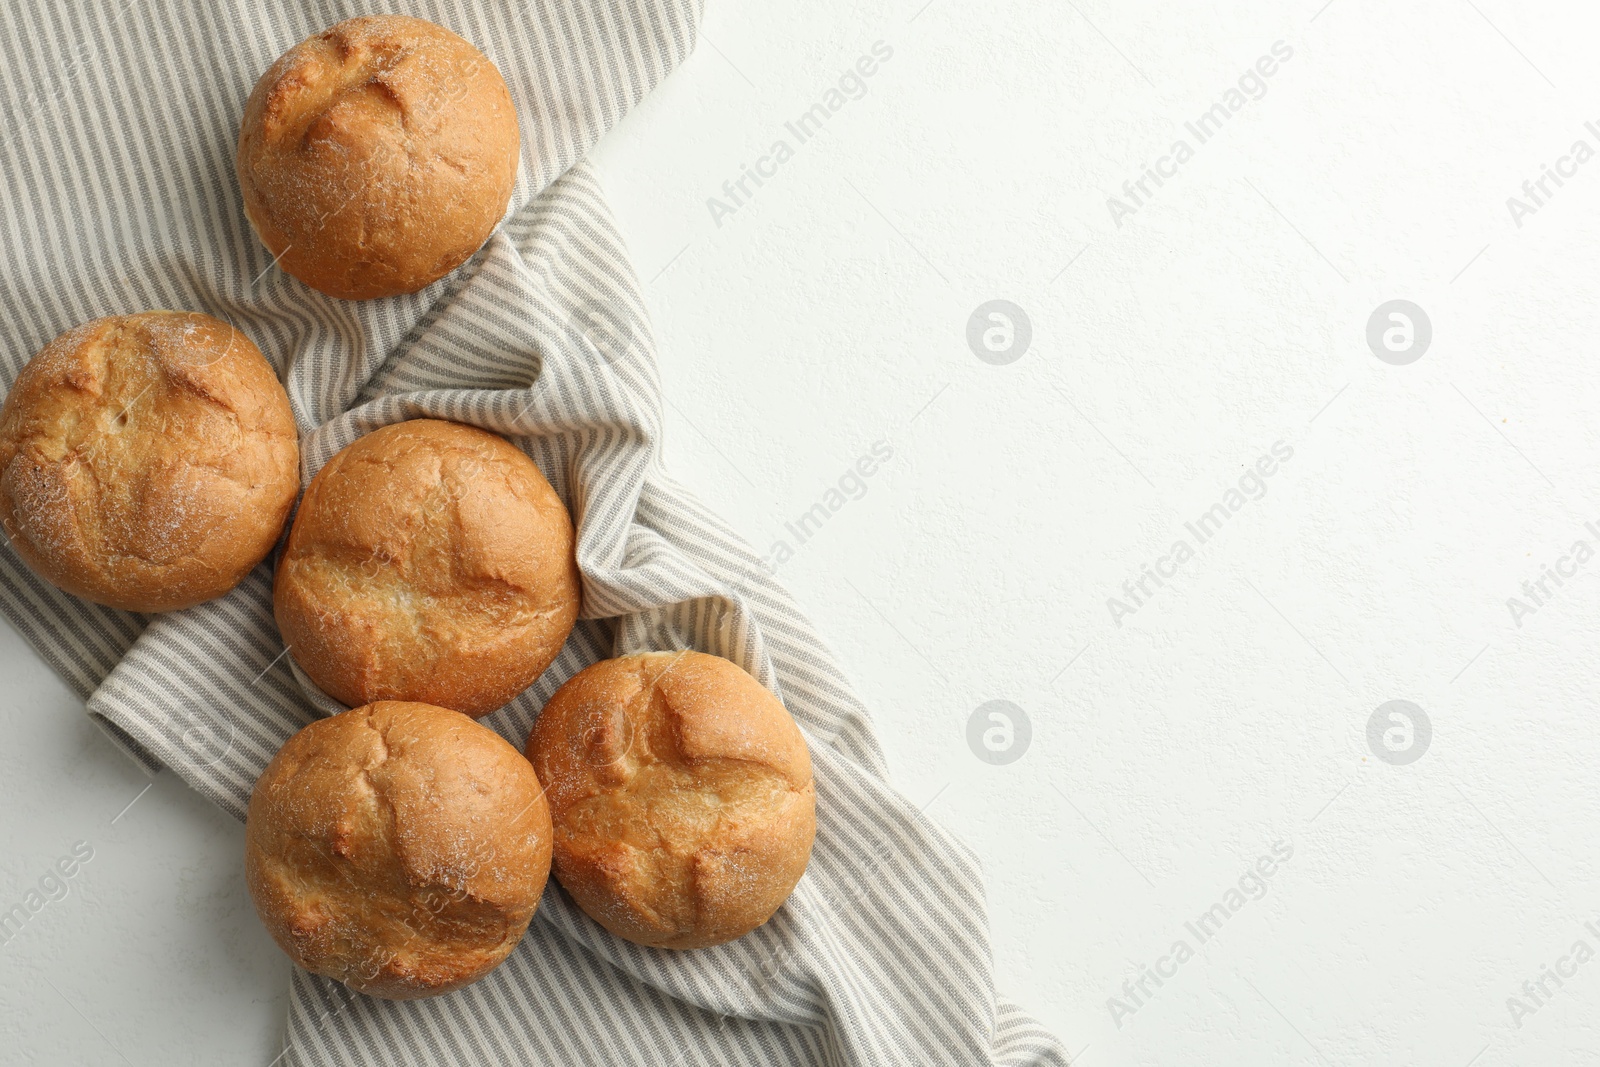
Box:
0, 2, 1070, 1064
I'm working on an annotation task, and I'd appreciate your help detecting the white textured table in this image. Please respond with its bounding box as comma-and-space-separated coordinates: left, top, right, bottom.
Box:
5, 0, 1599, 1063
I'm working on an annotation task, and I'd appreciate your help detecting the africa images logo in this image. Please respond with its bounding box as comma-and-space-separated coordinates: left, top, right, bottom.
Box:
1504, 518, 1600, 629
1107, 841, 1295, 1029
753, 440, 895, 574
966, 301, 1032, 366
1105, 41, 1294, 228
966, 700, 1031, 765
1504, 119, 1600, 229
706, 41, 895, 227
1106, 441, 1294, 626
1366, 700, 1431, 766
0, 840, 94, 947
1505, 918, 1600, 1029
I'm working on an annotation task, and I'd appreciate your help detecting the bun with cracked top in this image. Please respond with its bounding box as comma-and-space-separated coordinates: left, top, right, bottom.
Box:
528, 651, 816, 950
236, 14, 520, 300
0, 311, 299, 612
245, 700, 553, 999
274, 418, 580, 717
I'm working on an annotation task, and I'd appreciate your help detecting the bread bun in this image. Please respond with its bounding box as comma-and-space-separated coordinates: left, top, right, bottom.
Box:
274, 419, 580, 716
245, 700, 553, 999
236, 15, 520, 300
528, 652, 816, 950
0, 312, 298, 612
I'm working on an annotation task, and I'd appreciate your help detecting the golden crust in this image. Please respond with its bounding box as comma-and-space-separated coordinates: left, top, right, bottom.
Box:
0, 312, 299, 612
245, 701, 554, 999
235, 15, 520, 300
528, 652, 816, 950
274, 419, 580, 716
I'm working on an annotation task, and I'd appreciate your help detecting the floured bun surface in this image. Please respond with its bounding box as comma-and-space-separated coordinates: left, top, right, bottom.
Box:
236, 14, 520, 300
0, 311, 299, 612
245, 701, 554, 999
528, 652, 816, 950
274, 418, 580, 716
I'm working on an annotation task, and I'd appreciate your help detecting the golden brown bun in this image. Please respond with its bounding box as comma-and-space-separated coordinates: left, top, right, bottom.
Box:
245, 701, 554, 999
0, 312, 299, 612
236, 15, 520, 300
274, 419, 580, 716
528, 652, 816, 950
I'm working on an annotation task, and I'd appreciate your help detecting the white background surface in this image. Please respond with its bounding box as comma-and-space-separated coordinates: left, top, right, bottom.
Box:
4, 0, 1600, 1063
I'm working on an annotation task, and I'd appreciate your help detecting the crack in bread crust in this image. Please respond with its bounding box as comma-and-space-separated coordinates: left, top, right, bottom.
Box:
0, 312, 298, 611
234, 14, 519, 300
274, 418, 579, 716
245, 701, 553, 999
530, 652, 817, 950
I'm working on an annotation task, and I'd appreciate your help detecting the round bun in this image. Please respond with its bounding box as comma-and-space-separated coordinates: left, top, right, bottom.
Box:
274, 419, 580, 716
528, 652, 816, 950
236, 15, 520, 300
245, 701, 554, 999
0, 312, 299, 612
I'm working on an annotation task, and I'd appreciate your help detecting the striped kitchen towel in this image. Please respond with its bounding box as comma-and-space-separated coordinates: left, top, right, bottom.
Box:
0, 1, 1070, 1063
